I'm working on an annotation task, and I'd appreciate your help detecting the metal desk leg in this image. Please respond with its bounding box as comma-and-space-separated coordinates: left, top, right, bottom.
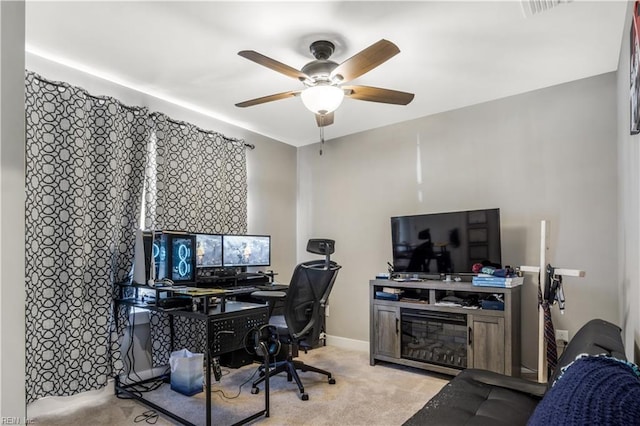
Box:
206, 322, 212, 426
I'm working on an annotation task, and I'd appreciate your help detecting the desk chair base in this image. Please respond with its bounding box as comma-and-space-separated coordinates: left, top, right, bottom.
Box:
251, 356, 336, 401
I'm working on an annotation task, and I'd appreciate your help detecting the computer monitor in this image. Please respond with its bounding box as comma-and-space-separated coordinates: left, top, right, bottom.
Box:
222, 235, 271, 267
195, 233, 223, 268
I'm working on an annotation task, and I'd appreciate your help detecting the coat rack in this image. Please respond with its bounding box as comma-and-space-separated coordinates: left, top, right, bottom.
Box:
520, 220, 585, 383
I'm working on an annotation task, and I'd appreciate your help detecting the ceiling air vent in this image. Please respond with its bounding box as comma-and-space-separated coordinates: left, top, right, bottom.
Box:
521, 0, 572, 17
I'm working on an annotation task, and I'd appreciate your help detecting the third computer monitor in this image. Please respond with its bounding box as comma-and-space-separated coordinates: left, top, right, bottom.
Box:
222, 235, 271, 267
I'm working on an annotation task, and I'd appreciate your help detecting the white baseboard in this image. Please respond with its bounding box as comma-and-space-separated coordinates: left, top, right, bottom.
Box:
325, 334, 369, 352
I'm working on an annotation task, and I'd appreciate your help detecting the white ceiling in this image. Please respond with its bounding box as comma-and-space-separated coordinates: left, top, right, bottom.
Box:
25, 1, 627, 147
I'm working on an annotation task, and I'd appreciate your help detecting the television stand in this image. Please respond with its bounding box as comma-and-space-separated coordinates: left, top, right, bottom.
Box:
370, 279, 521, 377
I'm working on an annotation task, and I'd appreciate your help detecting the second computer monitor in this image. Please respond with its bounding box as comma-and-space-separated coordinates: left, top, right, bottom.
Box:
196, 233, 223, 268
222, 235, 271, 267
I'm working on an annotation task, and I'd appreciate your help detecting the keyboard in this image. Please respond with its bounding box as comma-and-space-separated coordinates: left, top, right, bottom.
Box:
223, 286, 258, 295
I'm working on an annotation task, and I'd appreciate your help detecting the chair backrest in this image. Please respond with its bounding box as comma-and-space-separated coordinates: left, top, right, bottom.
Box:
283, 259, 341, 346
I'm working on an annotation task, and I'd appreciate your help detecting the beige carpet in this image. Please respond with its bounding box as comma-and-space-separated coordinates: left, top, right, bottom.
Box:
30, 346, 449, 426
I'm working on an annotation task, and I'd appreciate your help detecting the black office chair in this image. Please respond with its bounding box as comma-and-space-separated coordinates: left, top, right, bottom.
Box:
251, 239, 341, 400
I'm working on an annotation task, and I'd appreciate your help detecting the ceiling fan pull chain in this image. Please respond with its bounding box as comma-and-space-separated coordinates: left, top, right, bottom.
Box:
319, 123, 325, 156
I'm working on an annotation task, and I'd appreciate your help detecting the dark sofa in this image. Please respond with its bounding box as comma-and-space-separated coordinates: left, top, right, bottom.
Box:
403, 319, 632, 426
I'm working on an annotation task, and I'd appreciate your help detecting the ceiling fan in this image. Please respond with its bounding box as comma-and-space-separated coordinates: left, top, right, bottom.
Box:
235, 39, 415, 127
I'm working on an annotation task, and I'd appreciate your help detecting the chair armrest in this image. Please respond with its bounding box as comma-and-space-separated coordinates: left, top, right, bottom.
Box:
461, 369, 548, 398
250, 290, 287, 301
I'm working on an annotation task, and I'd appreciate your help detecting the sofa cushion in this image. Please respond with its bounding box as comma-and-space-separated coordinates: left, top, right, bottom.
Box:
528, 355, 640, 426
403, 369, 541, 426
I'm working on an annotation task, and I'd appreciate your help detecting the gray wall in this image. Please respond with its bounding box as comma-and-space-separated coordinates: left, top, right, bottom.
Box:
616, 2, 640, 363
298, 72, 619, 369
0, 0, 26, 417
246, 136, 297, 283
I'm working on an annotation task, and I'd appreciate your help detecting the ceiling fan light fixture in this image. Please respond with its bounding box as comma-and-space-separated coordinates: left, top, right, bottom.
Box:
301, 85, 344, 115
236, 39, 413, 126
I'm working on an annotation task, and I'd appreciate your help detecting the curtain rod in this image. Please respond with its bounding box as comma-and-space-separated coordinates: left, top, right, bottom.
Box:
28, 72, 257, 150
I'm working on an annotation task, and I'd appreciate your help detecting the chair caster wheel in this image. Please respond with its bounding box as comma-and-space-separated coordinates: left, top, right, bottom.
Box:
301, 393, 309, 401
328, 378, 336, 384
251, 387, 260, 395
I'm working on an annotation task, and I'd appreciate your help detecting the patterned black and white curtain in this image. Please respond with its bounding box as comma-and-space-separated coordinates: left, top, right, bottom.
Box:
145, 114, 248, 365
147, 112, 247, 233
24, 71, 248, 402
25, 72, 149, 402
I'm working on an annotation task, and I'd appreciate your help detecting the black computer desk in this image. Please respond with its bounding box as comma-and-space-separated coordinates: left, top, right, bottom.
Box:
115, 285, 270, 426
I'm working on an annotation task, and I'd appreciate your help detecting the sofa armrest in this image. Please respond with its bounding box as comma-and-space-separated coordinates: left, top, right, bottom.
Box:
461, 369, 547, 397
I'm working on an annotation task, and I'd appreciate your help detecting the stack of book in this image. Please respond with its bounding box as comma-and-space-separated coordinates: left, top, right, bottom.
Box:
472, 275, 524, 288
375, 287, 403, 301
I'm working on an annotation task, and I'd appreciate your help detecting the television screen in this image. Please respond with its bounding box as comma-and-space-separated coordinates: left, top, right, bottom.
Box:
195, 233, 222, 267
222, 235, 271, 267
391, 209, 501, 275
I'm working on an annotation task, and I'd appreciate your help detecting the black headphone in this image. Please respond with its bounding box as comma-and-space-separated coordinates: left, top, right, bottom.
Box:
253, 324, 280, 357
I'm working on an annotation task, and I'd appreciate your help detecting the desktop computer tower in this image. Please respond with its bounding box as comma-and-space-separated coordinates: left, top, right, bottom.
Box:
220, 348, 255, 368
219, 343, 298, 368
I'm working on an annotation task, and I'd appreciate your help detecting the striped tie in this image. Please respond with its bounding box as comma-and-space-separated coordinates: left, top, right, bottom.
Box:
538, 273, 558, 377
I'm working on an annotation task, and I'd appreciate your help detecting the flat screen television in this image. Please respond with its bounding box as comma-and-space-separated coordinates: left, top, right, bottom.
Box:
195, 233, 223, 268
391, 208, 502, 276
222, 235, 271, 267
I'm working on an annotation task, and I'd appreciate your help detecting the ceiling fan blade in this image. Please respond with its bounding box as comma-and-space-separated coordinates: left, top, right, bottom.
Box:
330, 39, 400, 83
343, 85, 414, 105
238, 50, 309, 81
235, 90, 300, 108
315, 112, 334, 127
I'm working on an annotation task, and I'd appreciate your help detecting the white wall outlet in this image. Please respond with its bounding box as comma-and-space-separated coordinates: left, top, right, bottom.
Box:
555, 329, 569, 342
